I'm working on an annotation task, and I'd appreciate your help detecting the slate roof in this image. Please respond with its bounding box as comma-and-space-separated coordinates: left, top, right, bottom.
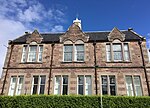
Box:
11, 30, 143, 44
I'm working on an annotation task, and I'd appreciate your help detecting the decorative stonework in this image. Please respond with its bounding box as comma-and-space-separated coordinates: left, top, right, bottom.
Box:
108, 27, 125, 42
59, 23, 89, 43
26, 29, 43, 44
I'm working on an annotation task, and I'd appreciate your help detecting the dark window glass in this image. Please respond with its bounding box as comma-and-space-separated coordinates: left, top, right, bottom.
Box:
34, 76, 39, 84
78, 76, 84, 95
78, 85, 83, 95
62, 85, 68, 95
32, 85, 38, 94
41, 76, 46, 84
62, 76, 68, 95
40, 85, 45, 94
109, 76, 116, 95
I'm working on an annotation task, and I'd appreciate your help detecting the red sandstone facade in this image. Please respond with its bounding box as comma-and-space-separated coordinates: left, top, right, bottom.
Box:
0, 19, 150, 96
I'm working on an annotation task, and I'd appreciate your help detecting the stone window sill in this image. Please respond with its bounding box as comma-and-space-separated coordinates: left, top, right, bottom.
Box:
106, 61, 132, 63
20, 62, 42, 64
61, 61, 85, 63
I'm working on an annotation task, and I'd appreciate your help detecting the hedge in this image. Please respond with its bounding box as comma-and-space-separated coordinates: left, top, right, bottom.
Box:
0, 95, 150, 108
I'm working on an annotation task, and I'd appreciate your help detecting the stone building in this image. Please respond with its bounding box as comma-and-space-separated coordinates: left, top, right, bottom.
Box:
0, 18, 150, 96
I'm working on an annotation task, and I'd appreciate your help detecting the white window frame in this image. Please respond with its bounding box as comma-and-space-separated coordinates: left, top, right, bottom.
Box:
63, 41, 85, 62
74, 44, 84, 62
106, 43, 130, 62
21, 45, 43, 63
31, 75, 46, 95
54, 75, 69, 95
125, 75, 143, 96
77, 75, 92, 95
100, 75, 116, 95
8, 76, 24, 96
63, 45, 73, 62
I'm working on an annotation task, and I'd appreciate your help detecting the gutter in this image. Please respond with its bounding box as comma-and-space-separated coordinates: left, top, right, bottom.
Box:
1, 42, 14, 95
138, 40, 150, 96
93, 41, 98, 95
47, 43, 55, 95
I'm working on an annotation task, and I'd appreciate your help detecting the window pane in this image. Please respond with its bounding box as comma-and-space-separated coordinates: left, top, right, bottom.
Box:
54, 76, 61, 95
106, 44, 110, 52
62, 85, 68, 95
34, 76, 39, 84
85, 76, 92, 95
78, 76, 84, 84
63, 76, 68, 84
124, 44, 130, 61
39, 76, 46, 94
110, 86, 116, 95
64, 45, 73, 61
109, 76, 116, 95
22, 46, 27, 62
113, 44, 121, 51
102, 85, 108, 95
28, 46, 37, 62
78, 76, 84, 95
38, 46, 43, 62
78, 85, 83, 95
125, 76, 134, 96
32, 85, 38, 94
62, 76, 68, 95
102, 76, 107, 84
8, 77, 17, 96
113, 44, 122, 61
134, 76, 142, 96
101, 76, 108, 95
75, 45, 84, 61
40, 85, 45, 94
16, 76, 24, 95
40, 76, 46, 84
109, 76, 115, 84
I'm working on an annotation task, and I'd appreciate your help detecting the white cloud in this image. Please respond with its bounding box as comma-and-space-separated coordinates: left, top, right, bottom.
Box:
51, 25, 64, 32
0, 0, 66, 77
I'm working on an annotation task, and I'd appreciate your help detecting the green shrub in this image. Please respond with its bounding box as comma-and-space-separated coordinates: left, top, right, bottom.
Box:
0, 95, 150, 108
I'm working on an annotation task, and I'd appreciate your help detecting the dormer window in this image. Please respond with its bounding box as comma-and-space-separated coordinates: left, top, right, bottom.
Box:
21, 45, 43, 63
63, 40, 84, 62
106, 42, 130, 62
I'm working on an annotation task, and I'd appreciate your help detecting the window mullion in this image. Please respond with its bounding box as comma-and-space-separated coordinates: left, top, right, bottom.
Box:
84, 76, 85, 95
73, 44, 75, 62
36, 45, 39, 62
110, 43, 113, 61
60, 76, 63, 95
121, 43, 124, 61
13, 77, 18, 96
132, 76, 136, 96
107, 76, 110, 95
37, 76, 40, 94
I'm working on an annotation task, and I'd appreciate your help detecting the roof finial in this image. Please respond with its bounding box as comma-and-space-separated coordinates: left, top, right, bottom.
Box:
73, 14, 82, 29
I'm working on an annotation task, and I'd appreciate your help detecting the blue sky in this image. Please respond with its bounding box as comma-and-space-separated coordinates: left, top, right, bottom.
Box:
0, 0, 150, 76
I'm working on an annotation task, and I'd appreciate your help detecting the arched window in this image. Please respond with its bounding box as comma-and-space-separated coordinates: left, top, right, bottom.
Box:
106, 39, 130, 62
63, 40, 84, 62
